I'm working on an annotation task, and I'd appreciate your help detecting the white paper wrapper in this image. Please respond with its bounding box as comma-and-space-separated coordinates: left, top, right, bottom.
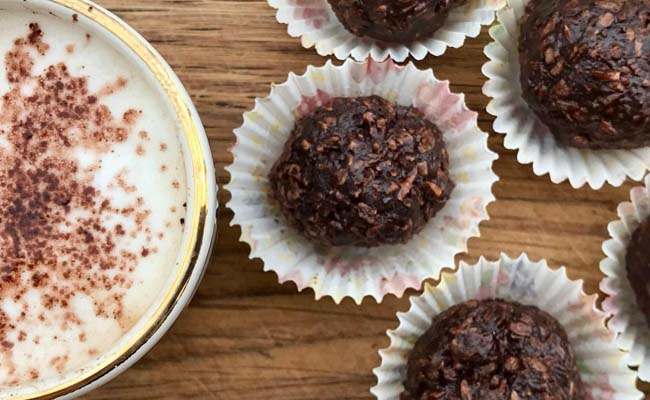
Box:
226, 59, 498, 304
601, 174, 650, 382
268, 0, 505, 62
372, 253, 643, 400
482, 0, 650, 190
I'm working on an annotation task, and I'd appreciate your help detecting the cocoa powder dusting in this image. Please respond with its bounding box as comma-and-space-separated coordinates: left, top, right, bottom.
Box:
0, 23, 156, 379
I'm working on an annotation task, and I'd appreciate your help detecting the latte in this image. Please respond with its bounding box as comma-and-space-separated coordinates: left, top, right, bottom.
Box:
0, 7, 188, 396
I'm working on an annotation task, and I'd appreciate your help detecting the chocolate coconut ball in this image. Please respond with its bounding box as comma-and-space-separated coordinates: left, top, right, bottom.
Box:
519, 0, 650, 149
268, 96, 454, 248
327, 0, 466, 44
402, 299, 583, 400
626, 216, 650, 327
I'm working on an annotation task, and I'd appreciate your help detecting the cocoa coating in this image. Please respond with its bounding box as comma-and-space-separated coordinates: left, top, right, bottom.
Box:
327, 0, 466, 44
626, 216, 650, 327
268, 96, 454, 248
402, 299, 583, 400
519, 0, 650, 149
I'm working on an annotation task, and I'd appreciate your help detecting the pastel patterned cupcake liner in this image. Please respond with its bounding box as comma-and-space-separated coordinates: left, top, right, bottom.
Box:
601, 174, 650, 381
225, 58, 498, 304
482, 0, 650, 189
372, 253, 643, 400
268, 0, 505, 62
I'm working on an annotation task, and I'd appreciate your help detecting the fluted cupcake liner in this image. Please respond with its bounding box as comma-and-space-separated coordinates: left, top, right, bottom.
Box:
268, 0, 505, 62
372, 253, 642, 400
225, 58, 497, 304
482, 0, 650, 190
601, 174, 650, 382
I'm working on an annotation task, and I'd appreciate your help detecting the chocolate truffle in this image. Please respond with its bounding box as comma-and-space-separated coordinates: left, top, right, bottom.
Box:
402, 299, 583, 400
626, 216, 650, 326
327, 0, 466, 44
519, 0, 650, 149
269, 96, 453, 248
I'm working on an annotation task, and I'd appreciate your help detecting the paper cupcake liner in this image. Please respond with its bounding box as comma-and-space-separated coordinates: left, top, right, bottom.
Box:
268, 0, 505, 62
225, 58, 498, 304
372, 253, 643, 400
482, 0, 650, 190
601, 174, 650, 381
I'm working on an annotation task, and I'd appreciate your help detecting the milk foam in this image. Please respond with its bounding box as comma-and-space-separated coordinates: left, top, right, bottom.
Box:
0, 4, 188, 396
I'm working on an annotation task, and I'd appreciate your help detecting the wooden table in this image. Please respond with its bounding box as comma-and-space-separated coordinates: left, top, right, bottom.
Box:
85, 1, 647, 398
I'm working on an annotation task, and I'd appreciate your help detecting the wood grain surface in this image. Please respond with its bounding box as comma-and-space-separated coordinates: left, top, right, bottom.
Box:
81, 1, 647, 399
